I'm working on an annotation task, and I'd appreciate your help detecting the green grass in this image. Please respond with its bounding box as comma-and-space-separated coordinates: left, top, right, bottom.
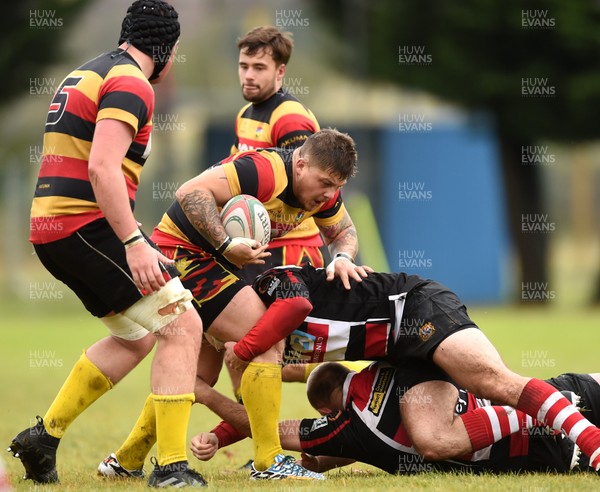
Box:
2, 296, 600, 491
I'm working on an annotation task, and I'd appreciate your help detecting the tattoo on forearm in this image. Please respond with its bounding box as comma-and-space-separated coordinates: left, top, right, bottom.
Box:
331, 227, 358, 257
179, 189, 227, 246
320, 212, 350, 242
320, 212, 358, 257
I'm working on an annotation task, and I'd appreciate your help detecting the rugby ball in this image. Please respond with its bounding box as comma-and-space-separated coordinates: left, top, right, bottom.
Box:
220, 195, 271, 246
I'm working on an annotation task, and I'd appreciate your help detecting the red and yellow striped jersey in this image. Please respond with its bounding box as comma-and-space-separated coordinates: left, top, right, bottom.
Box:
231, 88, 321, 243
153, 148, 345, 251
30, 50, 154, 244
231, 88, 319, 154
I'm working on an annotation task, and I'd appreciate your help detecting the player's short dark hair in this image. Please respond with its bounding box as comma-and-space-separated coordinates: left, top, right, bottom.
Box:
299, 128, 358, 181
306, 362, 351, 410
237, 26, 294, 66
119, 0, 180, 79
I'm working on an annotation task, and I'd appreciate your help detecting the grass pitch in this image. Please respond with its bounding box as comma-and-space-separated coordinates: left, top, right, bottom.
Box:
1, 294, 600, 491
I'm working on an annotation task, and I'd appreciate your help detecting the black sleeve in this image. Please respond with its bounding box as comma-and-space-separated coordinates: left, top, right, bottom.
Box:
299, 411, 354, 457
300, 408, 412, 475
231, 155, 260, 197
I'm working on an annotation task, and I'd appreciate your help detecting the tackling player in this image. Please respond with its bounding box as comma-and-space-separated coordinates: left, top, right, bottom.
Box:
221, 264, 600, 470
192, 360, 599, 476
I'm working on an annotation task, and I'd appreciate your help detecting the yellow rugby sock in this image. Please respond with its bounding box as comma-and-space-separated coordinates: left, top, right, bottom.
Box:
44, 352, 113, 438
115, 394, 156, 471
241, 362, 282, 470
153, 393, 194, 466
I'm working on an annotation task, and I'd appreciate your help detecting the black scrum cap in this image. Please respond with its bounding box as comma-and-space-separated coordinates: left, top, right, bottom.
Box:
119, 0, 180, 80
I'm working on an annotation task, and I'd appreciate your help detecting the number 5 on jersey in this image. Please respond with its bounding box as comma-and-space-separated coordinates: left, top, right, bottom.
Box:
46, 76, 83, 127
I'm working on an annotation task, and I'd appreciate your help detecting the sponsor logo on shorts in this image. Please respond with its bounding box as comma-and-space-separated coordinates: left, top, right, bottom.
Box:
419, 322, 435, 342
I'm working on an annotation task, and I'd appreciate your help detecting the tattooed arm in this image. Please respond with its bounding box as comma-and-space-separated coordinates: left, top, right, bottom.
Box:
318, 209, 372, 289
175, 166, 269, 267
176, 166, 232, 248
319, 209, 359, 259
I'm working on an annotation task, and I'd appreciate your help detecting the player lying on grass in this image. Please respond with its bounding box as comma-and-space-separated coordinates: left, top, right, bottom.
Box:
220, 264, 600, 469
98, 263, 600, 476
98, 129, 367, 481
192, 360, 600, 475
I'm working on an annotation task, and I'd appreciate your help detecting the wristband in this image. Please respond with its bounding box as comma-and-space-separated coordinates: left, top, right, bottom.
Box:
122, 229, 142, 245
326, 254, 355, 274
123, 229, 145, 250
123, 234, 143, 245
216, 236, 232, 255
211, 421, 246, 447
334, 252, 355, 263
124, 237, 145, 249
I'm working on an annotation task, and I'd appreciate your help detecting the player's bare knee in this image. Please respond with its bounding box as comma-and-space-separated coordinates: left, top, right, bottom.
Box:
111, 332, 156, 361
419, 448, 450, 462
411, 435, 453, 461
408, 422, 455, 461
196, 342, 224, 387
158, 310, 203, 351
469, 372, 525, 406
253, 343, 283, 364
195, 367, 220, 392
136, 332, 157, 355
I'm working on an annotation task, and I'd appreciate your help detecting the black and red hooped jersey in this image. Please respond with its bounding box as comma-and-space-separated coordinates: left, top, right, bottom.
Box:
299, 362, 568, 475
153, 150, 344, 251
30, 50, 154, 244
299, 362, 457, 473
252, 265, 425, 363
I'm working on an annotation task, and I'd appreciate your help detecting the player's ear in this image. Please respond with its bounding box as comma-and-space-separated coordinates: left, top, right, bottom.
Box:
295, 153, 307, 173
276, 63, 286, 81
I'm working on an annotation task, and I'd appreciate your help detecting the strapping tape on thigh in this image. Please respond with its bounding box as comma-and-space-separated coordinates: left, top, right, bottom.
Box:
122, 277, 194, 333
101, 313, 150, 341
